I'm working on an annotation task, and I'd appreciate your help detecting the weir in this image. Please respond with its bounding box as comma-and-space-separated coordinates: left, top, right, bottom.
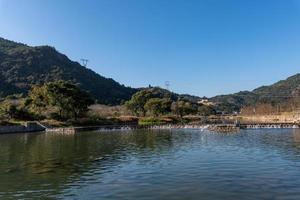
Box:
240, 124, 299, 129
46, 124, 144, 134
45, 123, 300, 134
1, 122, 299, 135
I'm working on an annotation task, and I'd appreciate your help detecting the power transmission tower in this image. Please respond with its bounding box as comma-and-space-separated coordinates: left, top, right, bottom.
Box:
165, 81, 170, 91
80, 59, 89, 67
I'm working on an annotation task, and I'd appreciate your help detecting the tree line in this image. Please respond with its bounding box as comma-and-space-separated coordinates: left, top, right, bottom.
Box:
0, 83, 216, 124
125, 87, 216, 118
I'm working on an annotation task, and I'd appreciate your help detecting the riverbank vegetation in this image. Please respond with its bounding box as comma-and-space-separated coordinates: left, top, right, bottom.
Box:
0, 82, 217, 127
2, 81, 296, 127
125, 87, 216, 118
0, 80, 94, 126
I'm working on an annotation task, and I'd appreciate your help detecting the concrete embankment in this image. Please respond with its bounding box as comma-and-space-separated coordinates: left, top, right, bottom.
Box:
0, 122, 45, 134
2, 122, 299, 135
45, 124, 237, 134
46, 124, 144, 134
148, 123, 300, 131
45, 123, 300, 134
149, 124, 239, 132
240, 123, 299, 129
45, 124, 211, 134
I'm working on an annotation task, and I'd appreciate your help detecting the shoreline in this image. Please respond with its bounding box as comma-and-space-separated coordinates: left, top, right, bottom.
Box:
44, 123, 300, 134
1, 122, 300, 135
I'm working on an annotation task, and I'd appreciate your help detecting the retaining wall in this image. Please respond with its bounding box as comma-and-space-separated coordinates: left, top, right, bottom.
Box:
0, 122, 45, 134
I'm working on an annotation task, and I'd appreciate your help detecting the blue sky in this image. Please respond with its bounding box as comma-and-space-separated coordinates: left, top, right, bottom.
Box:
1, 0, 300, 97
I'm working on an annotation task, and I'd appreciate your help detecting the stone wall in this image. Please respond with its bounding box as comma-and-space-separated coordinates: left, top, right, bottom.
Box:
0, 122, 45, 134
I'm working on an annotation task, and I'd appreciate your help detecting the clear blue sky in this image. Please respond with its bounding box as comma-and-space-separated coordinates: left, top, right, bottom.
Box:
1, 0, 300, 97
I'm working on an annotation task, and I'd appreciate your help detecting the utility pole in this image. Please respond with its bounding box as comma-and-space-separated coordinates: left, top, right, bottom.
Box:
80, 59, 89, 67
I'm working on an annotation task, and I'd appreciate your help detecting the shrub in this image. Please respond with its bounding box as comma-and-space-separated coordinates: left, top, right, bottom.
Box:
138, 118, 165, 126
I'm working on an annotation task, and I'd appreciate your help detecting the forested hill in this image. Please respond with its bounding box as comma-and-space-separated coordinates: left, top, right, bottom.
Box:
210, 74, 300, 112
0, 37, 137, 105
2, 37, 299, 111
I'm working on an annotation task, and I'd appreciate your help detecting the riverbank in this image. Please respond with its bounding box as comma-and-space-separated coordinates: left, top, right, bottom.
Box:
0, 122, 45, 134
44, 122, 300, 134
226, 113, 300, 124
1, 114, 300, 135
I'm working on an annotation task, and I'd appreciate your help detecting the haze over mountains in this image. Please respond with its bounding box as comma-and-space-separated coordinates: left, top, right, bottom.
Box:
0, 37, 299, 111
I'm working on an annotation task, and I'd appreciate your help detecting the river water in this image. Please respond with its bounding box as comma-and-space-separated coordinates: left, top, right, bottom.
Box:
1, 129, 300, 199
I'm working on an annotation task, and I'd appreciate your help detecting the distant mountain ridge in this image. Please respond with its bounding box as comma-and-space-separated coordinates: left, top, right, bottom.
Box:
0, 37, 137, 105
210, 74, 300, 112
1, 37, 299, 111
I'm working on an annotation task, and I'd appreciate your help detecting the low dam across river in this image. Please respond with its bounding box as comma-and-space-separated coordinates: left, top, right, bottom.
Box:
1, 122, 299, 134
45, 123, 300, 134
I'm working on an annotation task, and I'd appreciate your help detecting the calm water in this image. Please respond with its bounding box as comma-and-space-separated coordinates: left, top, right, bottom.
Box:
1, 129, 300, 199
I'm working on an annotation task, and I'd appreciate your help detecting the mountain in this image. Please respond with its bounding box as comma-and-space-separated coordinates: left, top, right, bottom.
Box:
210, 74, 300, 112
253, 74, 300, 101
0, 37, 137, 105
3, 37, 298, 111
210, 91, 258, 113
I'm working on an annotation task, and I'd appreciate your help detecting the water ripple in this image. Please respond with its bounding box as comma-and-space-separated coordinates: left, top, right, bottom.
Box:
1, 129, 300, 199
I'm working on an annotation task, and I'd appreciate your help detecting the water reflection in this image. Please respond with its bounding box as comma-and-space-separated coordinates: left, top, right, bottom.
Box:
0, 129, 300, 199
0, 130, 192, 198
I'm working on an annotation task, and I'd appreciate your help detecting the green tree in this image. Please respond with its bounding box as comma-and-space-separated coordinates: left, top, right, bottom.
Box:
125, 87, 177, 116
28, 81, 94, 120
0, 99, 34, 120
144, 98, 172, 117
171, 100, 197, 118
0, 103, 18, 119
26, 85, 48, 113
198, 105, 216, 116
125, 90, 152, 116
